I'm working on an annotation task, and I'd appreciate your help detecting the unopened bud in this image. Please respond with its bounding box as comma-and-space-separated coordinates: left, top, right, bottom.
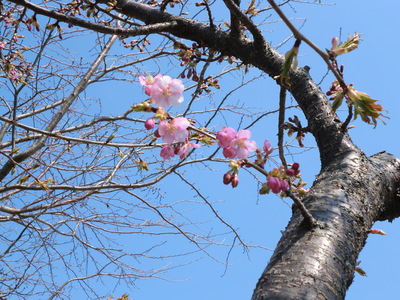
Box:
137, 159, 149, 171
145, 118, 155, 130
132, 101, 151, 112
331, 37, 339, 49
286, 168, 295, 177
223, 172, 232, 185
292, 162, 300, 170
231, 173, 239, 188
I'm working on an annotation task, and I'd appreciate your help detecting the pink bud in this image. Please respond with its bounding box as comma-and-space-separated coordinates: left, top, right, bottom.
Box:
292, 162, 300, 170
231, 173, 239, 188
286, 168, 295, 177
331, 37, 339, 49
223, 172, 232, 185
223, 146, 237, 159
263, 140, 271, 152
154, 129, 161, 138
280, 179, 289, 192
145, 118, 155, 130
267, 177, 281, 194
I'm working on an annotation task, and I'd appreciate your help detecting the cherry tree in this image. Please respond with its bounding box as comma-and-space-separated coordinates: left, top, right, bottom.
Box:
1, 0, 399, 299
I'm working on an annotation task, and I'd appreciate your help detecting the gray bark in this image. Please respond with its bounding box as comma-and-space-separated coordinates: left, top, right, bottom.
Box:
252, 150, 400, 299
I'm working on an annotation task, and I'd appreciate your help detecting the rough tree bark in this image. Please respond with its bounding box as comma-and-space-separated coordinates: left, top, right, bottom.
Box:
4, 0, 400, 299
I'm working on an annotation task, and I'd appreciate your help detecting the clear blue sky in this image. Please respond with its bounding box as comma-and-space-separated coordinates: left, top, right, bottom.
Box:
41, 1, 399, 299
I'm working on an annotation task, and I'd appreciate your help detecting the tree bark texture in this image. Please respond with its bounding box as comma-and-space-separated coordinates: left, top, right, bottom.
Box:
252, 151, 400, 300
8, 1, 400, 298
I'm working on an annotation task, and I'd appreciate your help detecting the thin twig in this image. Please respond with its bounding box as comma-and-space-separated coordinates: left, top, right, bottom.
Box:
244, 157, 318, 228
341, 104, 353, 131
286, 190, 319, 228
223, 0, 265, 44
278, 86, 287, 169
267, 0, 346, 90
204, 0, 215, 29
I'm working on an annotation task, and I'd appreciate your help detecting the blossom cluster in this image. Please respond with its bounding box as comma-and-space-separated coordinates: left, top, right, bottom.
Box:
139, 74, 200, 160
158, 118, 200, 160
260, 163, 302, 195
137, 73, 307, 196
139, 74, 184, 109
145, 116, 200, 160
216, 127, 257, 160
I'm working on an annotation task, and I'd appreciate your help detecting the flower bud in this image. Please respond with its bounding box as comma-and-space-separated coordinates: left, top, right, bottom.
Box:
145, 118, 155, 130
267, 177, 281, 194
231, 173, 239, 188
137, 159, 149, 171
263, 140, 271, 153
331, 37, 339, 49
368, 229, 387, 235
292, 162, 300, 170
286, 168, 295, 177
280, 179, 289, 192
223, 172, 232, 185
132, 101, 151, 112
223, 146, 237, 159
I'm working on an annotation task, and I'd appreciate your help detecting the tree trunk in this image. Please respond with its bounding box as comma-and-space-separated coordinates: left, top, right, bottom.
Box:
252, 151, 400, 300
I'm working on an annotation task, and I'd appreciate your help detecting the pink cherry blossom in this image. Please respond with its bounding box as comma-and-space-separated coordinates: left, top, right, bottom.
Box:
148, 75, 184, 108
160, 145, 175, 160
139, 74, 162, 96
158, 117, 190, 144
139, 74, 161, 86
231, 129, 257, 159
177, 141, 201, 159
216, 127, 236, 148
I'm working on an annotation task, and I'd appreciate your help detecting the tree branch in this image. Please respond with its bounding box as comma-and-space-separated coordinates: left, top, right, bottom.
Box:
8, 0, 179, 36
0, 35, 118, 181
223, 0, 265, 44
267, 0, 346, 89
